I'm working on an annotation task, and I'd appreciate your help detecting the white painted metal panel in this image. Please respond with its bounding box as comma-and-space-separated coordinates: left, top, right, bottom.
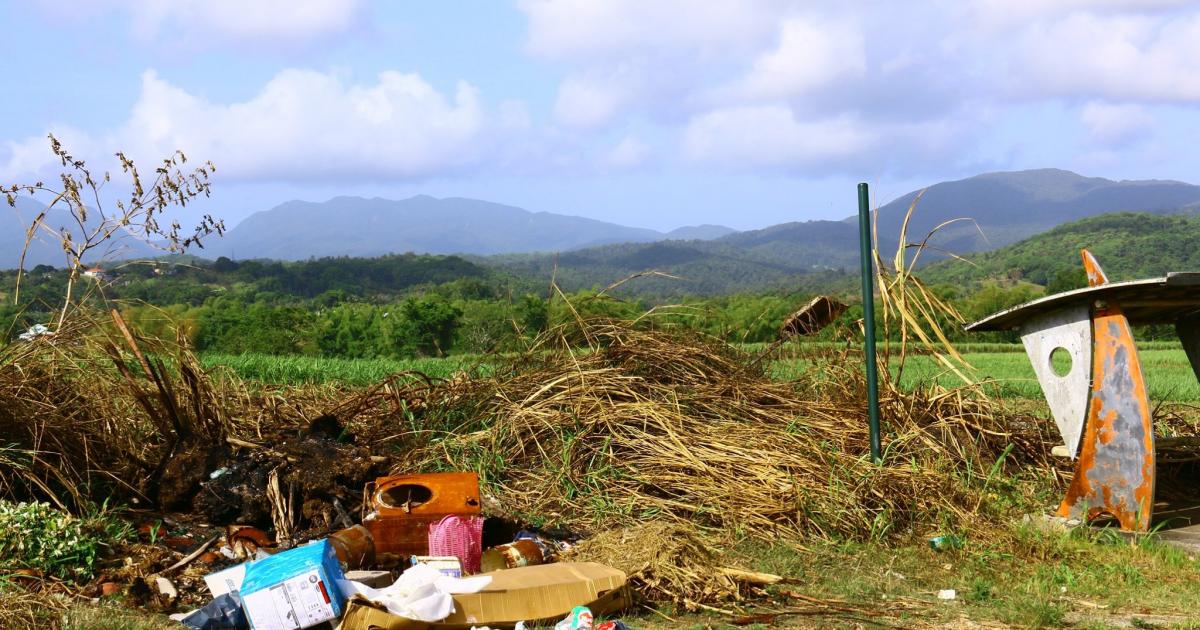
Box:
1020, 305, 1092, 459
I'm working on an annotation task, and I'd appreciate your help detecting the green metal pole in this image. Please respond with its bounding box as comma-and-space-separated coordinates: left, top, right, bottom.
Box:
857, 183, 882, 463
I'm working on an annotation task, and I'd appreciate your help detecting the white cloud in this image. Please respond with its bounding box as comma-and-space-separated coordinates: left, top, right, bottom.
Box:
14, 1, 1200, 185
1080, 102, 1154, 146
518, 0, 1200, 175
553, 73, 635, 129
603, 135, 652, 169
3, 69, 496, 183
683, 106, 872, 169
735, 17, 866, 101
1005, 12, 1200, 101
968, 0, 1194, 30
1, 124, 104, 183
682, 104, 968, 175
519, 0, 779, 60
524, 0, 800, 130
39, 0, 367, 47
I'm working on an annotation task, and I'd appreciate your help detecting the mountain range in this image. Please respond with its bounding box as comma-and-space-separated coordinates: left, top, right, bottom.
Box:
1, 197, 159, 269
485, 169, 1200, 294
5, 169, 1200, 291
196, 195, 736, 261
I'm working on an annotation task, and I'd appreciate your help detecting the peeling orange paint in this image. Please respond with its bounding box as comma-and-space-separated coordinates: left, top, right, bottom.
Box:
1082, 249, 1110, 286
1056, 251, 1156, 532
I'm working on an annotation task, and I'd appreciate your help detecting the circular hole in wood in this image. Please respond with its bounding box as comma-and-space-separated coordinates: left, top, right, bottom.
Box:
378, 483, 433, 509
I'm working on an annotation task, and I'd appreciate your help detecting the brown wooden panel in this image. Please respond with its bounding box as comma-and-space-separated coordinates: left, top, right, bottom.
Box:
364, 472, 481, 558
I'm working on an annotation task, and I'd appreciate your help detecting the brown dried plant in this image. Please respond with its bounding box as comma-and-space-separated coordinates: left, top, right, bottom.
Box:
1, 134, 224, 327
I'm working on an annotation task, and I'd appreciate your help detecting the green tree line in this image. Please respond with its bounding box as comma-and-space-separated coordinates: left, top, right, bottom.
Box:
1, 250, 1069, 356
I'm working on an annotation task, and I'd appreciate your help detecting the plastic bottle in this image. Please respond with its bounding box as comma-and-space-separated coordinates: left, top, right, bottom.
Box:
553, 606, 593, 630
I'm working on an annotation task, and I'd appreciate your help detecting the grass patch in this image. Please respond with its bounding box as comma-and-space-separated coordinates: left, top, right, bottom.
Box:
771, 347, 1200, 401
208, 342, 1200, 401
61, 601, 180, 629
201, 352, 491, 385
719, 524, 1200, 629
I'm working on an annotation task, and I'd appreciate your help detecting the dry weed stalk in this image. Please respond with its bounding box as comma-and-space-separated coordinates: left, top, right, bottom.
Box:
0, 591, 68, 629
566, 521, 740, 606
0, 309, 236, 509
2, 135, 223, 327
871, 189, 979, 385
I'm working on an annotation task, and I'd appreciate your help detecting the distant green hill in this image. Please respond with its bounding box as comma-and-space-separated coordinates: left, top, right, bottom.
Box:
872, 168, 1200, 256
484, 169, 1200, 296
921, 212, 1200, 288
13, 169, 1200, 300
199, 195, 732, 261
483, 238, 855, 297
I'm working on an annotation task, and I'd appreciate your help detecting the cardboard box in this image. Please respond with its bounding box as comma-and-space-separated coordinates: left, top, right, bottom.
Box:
239, 539, 347, 630
337, 597, 430, 630
409, 556, 463, 578
432, 562, 629, 629
204, 562, 249, 598
345, 570, 395, 589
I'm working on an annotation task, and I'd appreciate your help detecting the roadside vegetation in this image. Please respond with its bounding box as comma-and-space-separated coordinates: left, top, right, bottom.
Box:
202, 342, 1200, 402
0, 259, 1044, 358
6, 141, 1200, 629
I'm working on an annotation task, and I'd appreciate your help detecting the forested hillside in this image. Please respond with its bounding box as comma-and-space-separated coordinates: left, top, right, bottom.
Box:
7, 209, 1200, 360
486, 169, 1200, 294
923, 212, 1200, 289
0, 252, 847, 358
487, 238, 854, 296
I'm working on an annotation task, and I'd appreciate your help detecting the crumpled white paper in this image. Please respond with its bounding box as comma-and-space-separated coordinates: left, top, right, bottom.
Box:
339, 563, 492, 622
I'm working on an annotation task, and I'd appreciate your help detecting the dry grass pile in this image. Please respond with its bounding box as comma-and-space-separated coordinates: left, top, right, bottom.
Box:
396, 319, 1057, 544
0, 310, 233, 510
564, 521, 743, 607
0, 296, 1061, 610
0, 307, 392, 541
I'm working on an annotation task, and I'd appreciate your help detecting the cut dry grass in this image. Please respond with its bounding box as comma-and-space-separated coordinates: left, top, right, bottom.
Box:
565, 521, 743, 607
358, 317, 1066, 605
0, 590, 68, 629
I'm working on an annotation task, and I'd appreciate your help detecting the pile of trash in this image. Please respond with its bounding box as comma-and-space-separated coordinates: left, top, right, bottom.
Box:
0, 312, 1062, 628
161, 472, 644, 630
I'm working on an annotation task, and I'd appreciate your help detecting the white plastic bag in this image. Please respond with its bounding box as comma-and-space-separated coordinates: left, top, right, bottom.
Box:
340, 563, 492, 622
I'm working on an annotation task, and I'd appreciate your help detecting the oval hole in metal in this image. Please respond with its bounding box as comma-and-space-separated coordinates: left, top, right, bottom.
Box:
1049, 346, 1072, 378
379, 483, 433, 509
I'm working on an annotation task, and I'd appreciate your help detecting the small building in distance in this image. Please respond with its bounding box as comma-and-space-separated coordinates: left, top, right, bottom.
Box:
81, 267, 110, 282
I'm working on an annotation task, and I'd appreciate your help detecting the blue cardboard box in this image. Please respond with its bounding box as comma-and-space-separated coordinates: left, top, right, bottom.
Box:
239, 539, 347, 630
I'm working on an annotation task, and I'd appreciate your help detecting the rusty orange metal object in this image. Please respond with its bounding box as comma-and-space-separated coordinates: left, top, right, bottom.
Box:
967, 249, 1188, 532
329, 524, 376, 569
362, 472, 481, 558
1055, 253, 1156, 530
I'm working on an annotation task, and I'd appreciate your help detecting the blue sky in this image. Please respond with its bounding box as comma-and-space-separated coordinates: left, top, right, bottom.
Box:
3, 1, 1199, 232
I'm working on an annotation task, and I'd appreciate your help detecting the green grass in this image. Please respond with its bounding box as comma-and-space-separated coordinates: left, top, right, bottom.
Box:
771, 346, 1200, 402
200, 352, 491, 385
205, 341, 1200, 401
60, 603, 181, 629
743, 339, 1186, 355
721, 526, 1200, 629
620, 526, 1200, 629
